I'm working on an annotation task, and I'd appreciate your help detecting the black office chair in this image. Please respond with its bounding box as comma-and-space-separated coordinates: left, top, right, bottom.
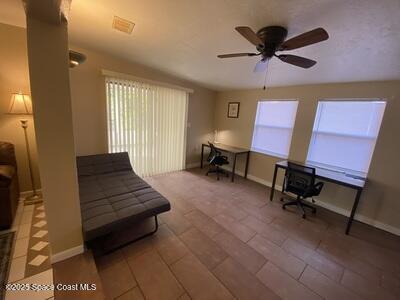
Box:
206, 142, 229, 180
281, 162, 324, 219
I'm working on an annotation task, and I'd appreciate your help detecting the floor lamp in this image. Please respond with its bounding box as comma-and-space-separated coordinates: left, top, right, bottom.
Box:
7, 92, 42, 205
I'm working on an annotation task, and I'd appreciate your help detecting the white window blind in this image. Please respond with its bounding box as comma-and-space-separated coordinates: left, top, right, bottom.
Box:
307, 100, 386, 175
106, 77, 188, 177
251, 101, 298, 158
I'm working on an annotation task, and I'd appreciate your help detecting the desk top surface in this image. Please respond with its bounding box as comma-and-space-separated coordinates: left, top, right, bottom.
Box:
276, 160, 366, 189
203, 143, 250, 153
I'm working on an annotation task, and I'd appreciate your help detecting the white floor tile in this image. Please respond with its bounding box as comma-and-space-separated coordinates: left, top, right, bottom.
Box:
23, 204, 35, 212
33, 221, 47, 228
20, 210, 33, 225
13, 237, 29, 258
16, 203, 24, 215
16, 224, 31, 240
7, 256, 27, 283
31, 241, 49, 252
5, 269, 54, 300
32, 230, 48, 239
28, 255, 48, 267
35, 212, 45, 219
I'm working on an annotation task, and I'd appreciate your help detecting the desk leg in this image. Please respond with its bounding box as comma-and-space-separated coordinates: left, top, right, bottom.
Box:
270, 165, 278, 201
244, 152, 250, 179
200, 144, 204, 169
231, 154, 237, 182
346, 188, 363, 235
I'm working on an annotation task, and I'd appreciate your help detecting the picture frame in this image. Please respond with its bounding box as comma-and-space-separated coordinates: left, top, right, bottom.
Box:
227, 102, 240, 118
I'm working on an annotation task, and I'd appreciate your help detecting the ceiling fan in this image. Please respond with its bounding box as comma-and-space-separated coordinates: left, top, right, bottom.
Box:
218, 26, 329, 72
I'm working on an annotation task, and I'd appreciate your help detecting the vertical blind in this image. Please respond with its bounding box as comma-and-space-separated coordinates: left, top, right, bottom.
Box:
106, 77, 188, 177
307, 100, 386, 175
251, 101, 299, 158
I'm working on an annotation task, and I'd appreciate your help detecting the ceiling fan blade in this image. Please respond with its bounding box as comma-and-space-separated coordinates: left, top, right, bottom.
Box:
279, 28, 329, 51
235, 26, 263, 47
254, 59, 269, 72
218, 53, 258, 58
277, 54, 316, 68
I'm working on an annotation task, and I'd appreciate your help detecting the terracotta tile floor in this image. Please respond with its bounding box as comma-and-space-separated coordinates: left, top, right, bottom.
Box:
96, 168, 400, 299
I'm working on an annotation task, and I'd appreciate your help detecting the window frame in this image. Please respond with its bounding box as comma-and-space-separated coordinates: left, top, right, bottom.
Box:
306, 98, 387, 176
251, 100, 299, 159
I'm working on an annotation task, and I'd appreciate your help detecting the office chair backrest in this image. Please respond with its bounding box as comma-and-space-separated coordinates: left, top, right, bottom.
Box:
207, 142, 219, 163
284, 162, 316, 196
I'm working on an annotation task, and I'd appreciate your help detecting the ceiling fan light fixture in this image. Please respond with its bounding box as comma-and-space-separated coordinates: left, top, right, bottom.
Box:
69, 50, 86, 68
218, 25, 328, 71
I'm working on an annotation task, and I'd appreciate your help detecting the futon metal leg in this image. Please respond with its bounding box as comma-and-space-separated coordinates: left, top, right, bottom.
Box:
101, 215, 159, 254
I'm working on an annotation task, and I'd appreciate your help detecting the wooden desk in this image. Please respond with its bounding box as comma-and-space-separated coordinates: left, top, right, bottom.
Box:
200, 143, 250, 182
270, 160, 367, 235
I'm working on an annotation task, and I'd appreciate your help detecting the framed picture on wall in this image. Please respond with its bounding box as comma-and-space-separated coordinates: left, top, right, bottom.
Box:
227, 102, 240, 118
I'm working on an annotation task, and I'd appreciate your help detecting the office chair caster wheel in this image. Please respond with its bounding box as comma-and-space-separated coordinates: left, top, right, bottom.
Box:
312, 208, 317, 214
282, 205, 286, 210
280, 197, 284, 202
302, 214, 306, 219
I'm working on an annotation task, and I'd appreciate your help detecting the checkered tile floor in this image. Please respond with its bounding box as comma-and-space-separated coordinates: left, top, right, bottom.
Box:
1, 200, 54, 300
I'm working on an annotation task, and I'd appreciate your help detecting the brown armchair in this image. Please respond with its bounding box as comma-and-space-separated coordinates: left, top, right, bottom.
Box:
0, 142, 20, 229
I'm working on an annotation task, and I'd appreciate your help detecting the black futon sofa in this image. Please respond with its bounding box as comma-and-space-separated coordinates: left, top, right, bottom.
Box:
76, 152, 170, 248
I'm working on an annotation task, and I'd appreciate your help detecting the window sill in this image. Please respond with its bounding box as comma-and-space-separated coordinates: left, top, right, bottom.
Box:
306, 161, 367, 178
251, 148, 288, 160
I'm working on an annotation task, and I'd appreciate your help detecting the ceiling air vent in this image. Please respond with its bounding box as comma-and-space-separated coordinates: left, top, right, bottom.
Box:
112, 16, 135, 34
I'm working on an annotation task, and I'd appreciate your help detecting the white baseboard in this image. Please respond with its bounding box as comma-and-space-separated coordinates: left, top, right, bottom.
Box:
307, 199, 400, 236
185, 162, 201, 169
51, 244, 84, 264
20, 189, 42, 198
220, 166, 400, 236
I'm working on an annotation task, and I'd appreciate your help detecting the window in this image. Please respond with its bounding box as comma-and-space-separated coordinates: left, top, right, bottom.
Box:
251, 100, 298, 158
106, 77, 188, 177
307, 100, 386, 175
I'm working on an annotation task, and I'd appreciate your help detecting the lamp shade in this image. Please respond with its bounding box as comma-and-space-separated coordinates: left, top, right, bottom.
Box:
8, 93, 32, 115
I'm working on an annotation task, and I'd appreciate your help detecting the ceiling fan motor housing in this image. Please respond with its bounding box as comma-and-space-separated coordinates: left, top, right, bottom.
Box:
256, 26, 288, 58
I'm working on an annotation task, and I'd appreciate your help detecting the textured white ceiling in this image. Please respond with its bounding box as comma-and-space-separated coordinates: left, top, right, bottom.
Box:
1, 0, 400, 91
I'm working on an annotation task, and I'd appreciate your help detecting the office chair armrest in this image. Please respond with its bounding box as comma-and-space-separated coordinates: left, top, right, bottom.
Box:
313, 182, 324, 196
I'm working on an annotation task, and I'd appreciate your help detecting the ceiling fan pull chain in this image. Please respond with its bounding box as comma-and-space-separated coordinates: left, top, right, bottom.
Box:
263, 67, 269, 90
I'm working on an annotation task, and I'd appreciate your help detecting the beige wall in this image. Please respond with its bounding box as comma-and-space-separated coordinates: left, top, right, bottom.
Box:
0, 23, 41, 192
0, 22, 217, 192
69, 46, 216, 165
215, 81, 400, 233
4, 21, 399, 237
